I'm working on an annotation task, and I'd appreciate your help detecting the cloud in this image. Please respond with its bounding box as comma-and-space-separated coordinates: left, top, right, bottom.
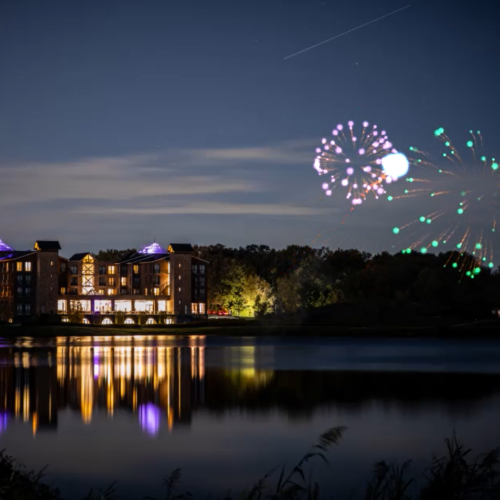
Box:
74, 202, 326, 216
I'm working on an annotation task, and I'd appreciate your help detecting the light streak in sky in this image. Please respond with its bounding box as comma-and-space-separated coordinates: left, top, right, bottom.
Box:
284, 5, 411, 60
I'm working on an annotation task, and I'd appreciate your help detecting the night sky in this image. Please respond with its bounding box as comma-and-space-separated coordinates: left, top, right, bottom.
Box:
1, 0, 499, 256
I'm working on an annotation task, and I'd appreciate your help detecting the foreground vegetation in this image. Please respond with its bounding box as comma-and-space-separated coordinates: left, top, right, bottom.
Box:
1, 429, 499, 499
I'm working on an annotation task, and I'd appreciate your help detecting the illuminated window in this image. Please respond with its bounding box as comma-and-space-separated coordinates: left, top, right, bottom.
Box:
146, 318, 156, 325
124, 318, 135, 325
60, 287, 66, 295
167, 262, 170, 274
178, 275, 181, 280
108, 277, 115, 286
157, 300, 166, 312
62, 317, 69, 323
133, 265, 139, 274
121, 277, 127, 286
167, 286, 171, 295
153, 287, 159, 295
16, 262, 22, 271
107, 289, 116, 295
25, 262, 32, 272
191, 303, 197, 313
70, 300, 91, 312
134, 300, 154, 312
108, 266, 115, 275
178, 287, 181, 292
178, 263, 181, 268
165, 318, 173, 325
115, 300, 132, 312
102, 318, 113, 325
200, 303, 206, 314
58, 300, 67, 312
94, 300, 112, 312
83, 318, 90, 324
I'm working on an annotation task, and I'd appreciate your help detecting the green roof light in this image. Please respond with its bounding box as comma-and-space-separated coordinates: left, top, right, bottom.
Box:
392, 227, 400, 234
467, 141, 474, 148
432, 240, 439, 247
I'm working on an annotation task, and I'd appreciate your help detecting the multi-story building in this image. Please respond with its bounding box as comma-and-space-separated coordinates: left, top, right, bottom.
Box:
0, 239, 208, 324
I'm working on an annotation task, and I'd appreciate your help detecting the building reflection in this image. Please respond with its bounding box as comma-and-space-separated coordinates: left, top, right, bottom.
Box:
0, 337, 208, 436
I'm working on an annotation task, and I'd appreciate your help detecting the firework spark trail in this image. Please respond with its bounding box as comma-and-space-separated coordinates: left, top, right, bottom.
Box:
284, 5, 411, 60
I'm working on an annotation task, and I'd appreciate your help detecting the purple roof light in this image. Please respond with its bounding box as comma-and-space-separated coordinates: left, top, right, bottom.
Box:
139, 242, 167, 254
0, 239, 14, 252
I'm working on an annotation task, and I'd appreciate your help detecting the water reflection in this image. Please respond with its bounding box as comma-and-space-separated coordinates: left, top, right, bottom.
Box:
0, 339, 207, 436
1, 336, 500, 439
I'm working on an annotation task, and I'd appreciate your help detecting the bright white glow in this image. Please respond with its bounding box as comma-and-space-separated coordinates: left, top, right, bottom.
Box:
322, 183, 329, 190
381, 153, 410, 179
346, 167, 354, 175
341, 179, 349, 186
358, 148, 365, 155
326, 190, 332, 196
363, 121, 369, 127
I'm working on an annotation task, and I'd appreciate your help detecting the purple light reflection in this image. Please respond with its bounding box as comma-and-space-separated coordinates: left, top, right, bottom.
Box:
0, 240, 14, 252
0, 413, 7, 434
139, 242, 168, 255
138, 404, 160, 436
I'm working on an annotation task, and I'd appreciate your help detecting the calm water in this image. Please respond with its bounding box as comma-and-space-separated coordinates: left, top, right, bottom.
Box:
1, 335, 500, 499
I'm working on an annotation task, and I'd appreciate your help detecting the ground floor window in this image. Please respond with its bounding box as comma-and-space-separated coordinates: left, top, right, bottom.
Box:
83, 318, 90, 324
134, 300, 154, 313
95, 300, 112, 312
115, 300, 132, 312
165, 318, 173, 325
62, 317, 69, 323
58, 300, 67, 313
124, 318, 135, 325
70, 300, 91, 312
157, 300, 166, 312
102, 318, 113, 325
146, 318, 156, 325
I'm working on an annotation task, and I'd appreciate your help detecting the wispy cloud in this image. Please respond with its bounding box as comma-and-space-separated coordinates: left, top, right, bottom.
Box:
74, 202, 325, 216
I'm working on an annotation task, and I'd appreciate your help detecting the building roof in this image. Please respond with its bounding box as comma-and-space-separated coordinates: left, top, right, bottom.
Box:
0, 239, 14, 252
120, 253, 169, 264
34, 241, 61, 251
0, 250, 37, 261
69, 252, 95, 261
168, 243, 193, 253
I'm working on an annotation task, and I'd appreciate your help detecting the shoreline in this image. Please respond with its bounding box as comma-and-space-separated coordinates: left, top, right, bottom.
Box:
0, 320, 499, 339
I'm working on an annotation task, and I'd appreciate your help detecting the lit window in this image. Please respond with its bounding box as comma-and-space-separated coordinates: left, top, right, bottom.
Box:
179, 263, 181, 268
146, 318, 156, 325
121, 277, 127, 286
191, 303, 197, 313
107, 289, 116, 295
83, 318, 90, 324
165, 318, 173, 325
108, 277, 115, 286
25, 262, 32, 272
16, 262, 22, 271
133, 265, 139, 274
152, 287, 159, 295
199, 303, 206, 314
124, 318, 135, 325
102, 318, 113, 325
60, 287, 66, 295
62, 317, 69, 323
157, 300, 166, 312
50, 261, 54, 266
58, 300, 67, 312
168, 262, 170, 274
178, 287, 181, 292
108, 266, 115, 275
178, 275, 181, 280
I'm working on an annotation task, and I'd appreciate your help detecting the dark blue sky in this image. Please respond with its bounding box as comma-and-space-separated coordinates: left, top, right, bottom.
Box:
1, 0, 499, 256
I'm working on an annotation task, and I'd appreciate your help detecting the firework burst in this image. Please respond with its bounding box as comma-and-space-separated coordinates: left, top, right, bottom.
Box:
390, 127, 500, 278
314, 121, 399, 205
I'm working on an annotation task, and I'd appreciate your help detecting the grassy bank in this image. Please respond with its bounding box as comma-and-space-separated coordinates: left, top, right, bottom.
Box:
0, 429, 499, 499
0, 318, 499, 338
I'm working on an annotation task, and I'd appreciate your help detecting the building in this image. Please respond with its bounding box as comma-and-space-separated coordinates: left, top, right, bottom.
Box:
0, 238, 208, 324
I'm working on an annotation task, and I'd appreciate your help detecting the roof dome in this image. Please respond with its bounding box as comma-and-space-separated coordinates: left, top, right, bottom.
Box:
0, 239, 14, 252
139, 242, 168, 255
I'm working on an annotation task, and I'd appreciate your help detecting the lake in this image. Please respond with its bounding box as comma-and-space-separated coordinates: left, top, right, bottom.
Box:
1, 335, 500, 499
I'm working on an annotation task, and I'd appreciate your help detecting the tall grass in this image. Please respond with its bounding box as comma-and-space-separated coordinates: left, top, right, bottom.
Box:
1, 429, 499, 500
